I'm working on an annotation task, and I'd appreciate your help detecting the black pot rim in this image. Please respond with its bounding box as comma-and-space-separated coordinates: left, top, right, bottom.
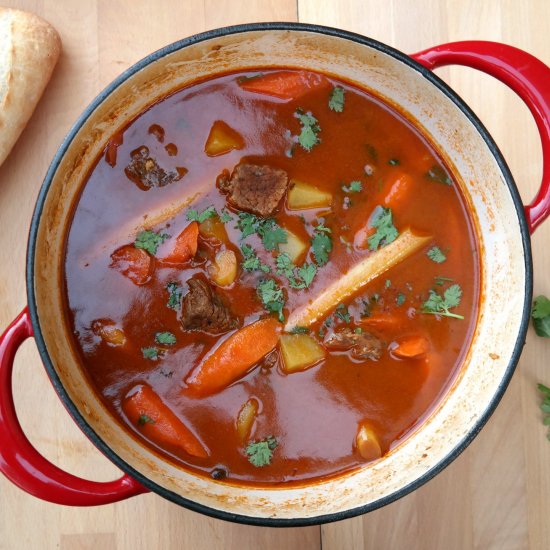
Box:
26, 21, 533, 527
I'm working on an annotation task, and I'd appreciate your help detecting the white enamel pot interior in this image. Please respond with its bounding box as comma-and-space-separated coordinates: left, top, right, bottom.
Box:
27, 24, 531, 525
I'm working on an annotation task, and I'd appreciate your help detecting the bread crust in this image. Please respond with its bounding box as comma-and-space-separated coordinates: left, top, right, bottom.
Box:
0, 8, 61, 167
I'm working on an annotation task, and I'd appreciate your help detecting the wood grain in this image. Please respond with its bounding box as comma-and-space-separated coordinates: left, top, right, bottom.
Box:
0, 1, 549, 549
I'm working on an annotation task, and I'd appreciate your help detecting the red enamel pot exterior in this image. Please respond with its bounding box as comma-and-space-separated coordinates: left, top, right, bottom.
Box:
0, 25, 549, 523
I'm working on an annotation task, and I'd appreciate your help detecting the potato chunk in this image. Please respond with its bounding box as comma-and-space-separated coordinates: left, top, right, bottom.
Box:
279, 229, 308, 264
199, 216, 229, 244
236, 398, 259, 442
204, 120, 244, 156
208, 249, 238, 286
356, 423, 382, 462
288, 180, 332, 210
279, 333, 325, 373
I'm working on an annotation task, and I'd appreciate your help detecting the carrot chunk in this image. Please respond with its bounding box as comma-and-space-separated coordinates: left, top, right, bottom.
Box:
110, 245, 153, 285
162, 221, 199, 265
122, 384, 208, 458
186, 318, 281, 396
392, 335, 430, 360
239, 70, 329, 100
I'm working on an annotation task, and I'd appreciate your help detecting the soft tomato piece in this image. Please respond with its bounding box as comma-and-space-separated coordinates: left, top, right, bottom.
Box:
110, 245, 153, 285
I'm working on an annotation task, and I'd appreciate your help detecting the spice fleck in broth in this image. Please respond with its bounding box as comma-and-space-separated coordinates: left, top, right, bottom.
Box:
64, 69, 479, 485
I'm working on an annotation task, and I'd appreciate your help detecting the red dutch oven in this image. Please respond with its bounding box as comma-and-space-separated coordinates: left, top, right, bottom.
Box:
1, 24, 549, 526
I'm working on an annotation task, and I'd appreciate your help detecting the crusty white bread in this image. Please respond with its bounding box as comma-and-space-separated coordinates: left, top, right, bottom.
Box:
0, 8, 61, 167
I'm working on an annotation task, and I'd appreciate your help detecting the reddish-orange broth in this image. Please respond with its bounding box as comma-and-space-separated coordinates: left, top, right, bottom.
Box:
64, 69, 479, 485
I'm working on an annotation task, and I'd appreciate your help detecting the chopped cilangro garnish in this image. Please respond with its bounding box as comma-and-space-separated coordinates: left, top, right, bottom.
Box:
311, 221, 333, 267
328, 86, 346, 112
295, 109, 321, 152
422, 284, 464, 319
166, 282, 183, 310
532, 295, 550, 338
290, 326, 310, 334
427, 246, 447, 263
236, 213, 287, 252
241, 244, 271, 273
388, 158, 400, 166
275, 253, 317, 290
342, 180, 362, 193
220, 210, 233, 223
138, 414, 155, 426
142, 346, 160, 360
134, 230, 170, 255
246, 436, 278, 467
538, 383, 550, 439
396, 293, 406, 306
155, 331, 176, 345
335, 303, 351, 323
257, 278, 285, 321
426, 165, 453, 186
186, 205, 218, 223
368, 206, 399, 251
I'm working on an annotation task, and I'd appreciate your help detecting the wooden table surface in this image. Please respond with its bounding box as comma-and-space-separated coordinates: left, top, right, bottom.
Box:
1, 1, 549, 549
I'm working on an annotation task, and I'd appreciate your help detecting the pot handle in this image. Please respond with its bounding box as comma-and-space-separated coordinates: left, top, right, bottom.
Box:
411, 41, 550, 234
0, 308, 148, 505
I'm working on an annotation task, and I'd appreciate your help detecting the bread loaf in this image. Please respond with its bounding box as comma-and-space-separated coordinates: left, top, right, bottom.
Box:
0, 8, 61, 167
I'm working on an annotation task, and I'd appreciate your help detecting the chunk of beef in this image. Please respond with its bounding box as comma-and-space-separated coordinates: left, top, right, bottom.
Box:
181, 278, 238, 334
218, 163, 289, 216
324, 328, 383, 361
125, 145, 187, 190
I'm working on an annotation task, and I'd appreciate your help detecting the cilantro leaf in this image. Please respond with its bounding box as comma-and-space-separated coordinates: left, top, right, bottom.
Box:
342, 180, 362, 193
134, 230, 170, 255
388, 158, 400, 166
241, 244, 271, 273
137, 414, 155, 426
276, 254, 317, 289
275, 252, 294, 279
297, 263, 317, 288
261, 221, 287, 251
396, 293, 406, 306
311, 222, 333, 266
166, 282, 183, 310
538, 383, 550, 439
258, 278, 285, 321
186, 205, 218, 223
532, 295, 550, 338
236, 214, 287, 251
236, 212, 259, 238
427, 246, 447, 263
246, 436, 278, 467
335, 303, 351, 323
290, 326, 309, 334
328, 86, 346, 112
421, 283, 464, 319
155, 331, 176, 345
434, 276, 454, 286
426, 165, 453, 186
295, 109, 321, 152
367, 206, 399, 251
142, 346, 160, 360
220, 210, 233, 223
